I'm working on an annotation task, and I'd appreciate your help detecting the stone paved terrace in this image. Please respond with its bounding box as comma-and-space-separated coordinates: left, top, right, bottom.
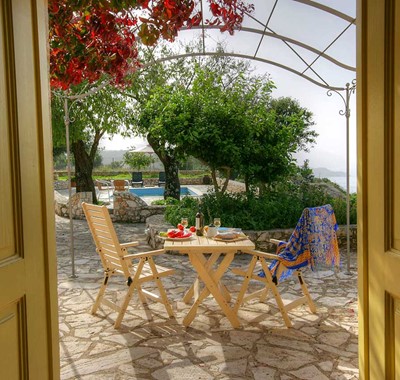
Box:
56, 215, 359, 379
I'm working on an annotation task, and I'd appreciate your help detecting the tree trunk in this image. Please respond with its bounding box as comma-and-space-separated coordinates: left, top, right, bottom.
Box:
211, 168, 229, 195
220, 168, 230, 194
147, 134, 181, 200
258, 182, 267, 197
244, 174, 251, 193
211, 169, 220, 193
72, 139, 97, 203
163, 156, 180, 200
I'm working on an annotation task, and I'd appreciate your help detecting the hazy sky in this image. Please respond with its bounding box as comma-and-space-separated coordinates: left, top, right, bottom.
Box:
101, 0, 357, 174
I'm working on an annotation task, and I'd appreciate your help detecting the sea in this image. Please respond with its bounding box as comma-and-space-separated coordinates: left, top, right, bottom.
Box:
324, 176, 357, 194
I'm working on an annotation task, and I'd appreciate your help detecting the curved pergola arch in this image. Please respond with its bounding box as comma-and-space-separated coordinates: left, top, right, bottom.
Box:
279, 0, 355, 23
142, 0, 356, 92
65, 1, 356, 276
139, 0, 356, 272
191, 25, 356, 73
154, 51, 348, 91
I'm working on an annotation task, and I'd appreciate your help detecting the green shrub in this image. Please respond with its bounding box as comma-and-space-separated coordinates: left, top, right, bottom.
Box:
330, 193, 357, 225
151, 197, 180, 206
164, 196, 200, 227
163, 182, 357, 230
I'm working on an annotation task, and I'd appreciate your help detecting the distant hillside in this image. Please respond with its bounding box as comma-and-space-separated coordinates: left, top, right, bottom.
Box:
101, 150, 127, 165
312, 167, 346, 178
99, 153, 347, 179
100, 149, 164, 170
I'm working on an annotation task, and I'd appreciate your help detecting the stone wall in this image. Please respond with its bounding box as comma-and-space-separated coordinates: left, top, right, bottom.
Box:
54, 188, 357, 252
145, 214, 357, 252
53, 175, 209, 190
145, 214, 175, 249
113, 191, 165, 223
54, 190, 166, 222
244, 225, 357, 252
130, 177, 207, 187
54, 170, 211, 190
54, 181, 70, 190
54, 191, 93, 220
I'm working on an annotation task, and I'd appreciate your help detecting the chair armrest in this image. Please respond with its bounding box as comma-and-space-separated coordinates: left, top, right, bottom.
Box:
96, 179, 112, 189
270, 238, 285, 245
243, 249, 280, 261
122, 249, 166, 260
120, 241, 139, 249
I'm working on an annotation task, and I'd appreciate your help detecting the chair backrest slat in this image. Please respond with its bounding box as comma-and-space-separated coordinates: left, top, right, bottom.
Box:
98, 242, 118, 255
102, 255, 124, 270
82, 202, 131, 277
90, 224, 112, 234
113, 179, 129, 191
132, 172, 143, 182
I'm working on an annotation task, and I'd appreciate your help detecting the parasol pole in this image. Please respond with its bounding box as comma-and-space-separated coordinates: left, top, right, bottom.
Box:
327, 79, 356, 274
64, 97, 77, 278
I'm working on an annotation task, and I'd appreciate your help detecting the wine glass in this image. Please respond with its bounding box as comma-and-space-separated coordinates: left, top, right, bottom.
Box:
213, 218, 221, 229
181, 217, 189, 231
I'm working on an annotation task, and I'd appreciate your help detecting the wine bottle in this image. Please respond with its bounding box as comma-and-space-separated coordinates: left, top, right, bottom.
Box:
195, 208, 204, 236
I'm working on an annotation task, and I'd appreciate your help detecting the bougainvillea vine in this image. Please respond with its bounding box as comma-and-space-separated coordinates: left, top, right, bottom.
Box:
49, 0, 254, 90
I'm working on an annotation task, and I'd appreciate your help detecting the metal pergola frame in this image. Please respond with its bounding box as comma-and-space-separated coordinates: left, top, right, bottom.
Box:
66, 0, 356, 276
143, 0, 356, 273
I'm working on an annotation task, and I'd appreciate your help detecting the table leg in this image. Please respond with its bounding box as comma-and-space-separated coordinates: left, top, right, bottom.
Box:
219, 282, 232, 302
183, 252, 240, 328
182, 252, 222, 303
233, 254, 258, 313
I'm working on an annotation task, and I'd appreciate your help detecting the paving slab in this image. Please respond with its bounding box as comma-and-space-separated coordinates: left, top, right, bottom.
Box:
56, 215, 359, 379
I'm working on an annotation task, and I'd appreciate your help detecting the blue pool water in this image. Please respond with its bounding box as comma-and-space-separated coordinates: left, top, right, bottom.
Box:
130, 186, 196, 197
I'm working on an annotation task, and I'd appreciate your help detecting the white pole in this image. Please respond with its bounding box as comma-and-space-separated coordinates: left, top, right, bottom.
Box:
345, 83, 351, 274
327, 80, 356, 274
64, 98, 77, 278
61, 82, 109, 276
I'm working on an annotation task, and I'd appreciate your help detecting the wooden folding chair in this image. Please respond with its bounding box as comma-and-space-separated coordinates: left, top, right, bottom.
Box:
95, 179, 112, 201
233, 204, 340, 328
82, 202, 175, 328
113, 179, 130, 191
232, 248, 316, 328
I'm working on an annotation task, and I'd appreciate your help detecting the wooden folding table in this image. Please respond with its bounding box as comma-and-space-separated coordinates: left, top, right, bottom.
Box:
163, 234, 255, 328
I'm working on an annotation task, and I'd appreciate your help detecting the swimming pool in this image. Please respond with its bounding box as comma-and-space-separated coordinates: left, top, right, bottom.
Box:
129, 186, 196, 197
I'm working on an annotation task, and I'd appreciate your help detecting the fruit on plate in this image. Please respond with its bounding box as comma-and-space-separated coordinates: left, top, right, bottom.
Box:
189, 226, 196, 233
167, 229, 192, 239
177, 223, 184, 231
159, 231, 168, 237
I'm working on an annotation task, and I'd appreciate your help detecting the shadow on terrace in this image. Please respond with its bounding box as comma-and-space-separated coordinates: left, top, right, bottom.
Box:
56, 215, 359, 380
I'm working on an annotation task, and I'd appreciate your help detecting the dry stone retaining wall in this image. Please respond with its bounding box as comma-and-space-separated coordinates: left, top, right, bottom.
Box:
54, 191, 92, 220
54, 190, 165, 222
53, 176, 207, 191
112, 191, 165, 223
244, 225, 357, 252
145, 214, 357, 252
54, 189, 357, 251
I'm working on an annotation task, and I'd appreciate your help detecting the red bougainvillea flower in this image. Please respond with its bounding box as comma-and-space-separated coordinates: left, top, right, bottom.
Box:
49, 0, 254, 90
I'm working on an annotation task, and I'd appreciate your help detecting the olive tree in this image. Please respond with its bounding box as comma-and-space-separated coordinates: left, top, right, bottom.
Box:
52, 84, 134, 203
128, 47, 317, 198
123, 150, 155, 170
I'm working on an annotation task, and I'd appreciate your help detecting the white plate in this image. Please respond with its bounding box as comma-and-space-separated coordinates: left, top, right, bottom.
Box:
164, 235, 194, 241
159, 231, 194, 241
212, 236, 248, 242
